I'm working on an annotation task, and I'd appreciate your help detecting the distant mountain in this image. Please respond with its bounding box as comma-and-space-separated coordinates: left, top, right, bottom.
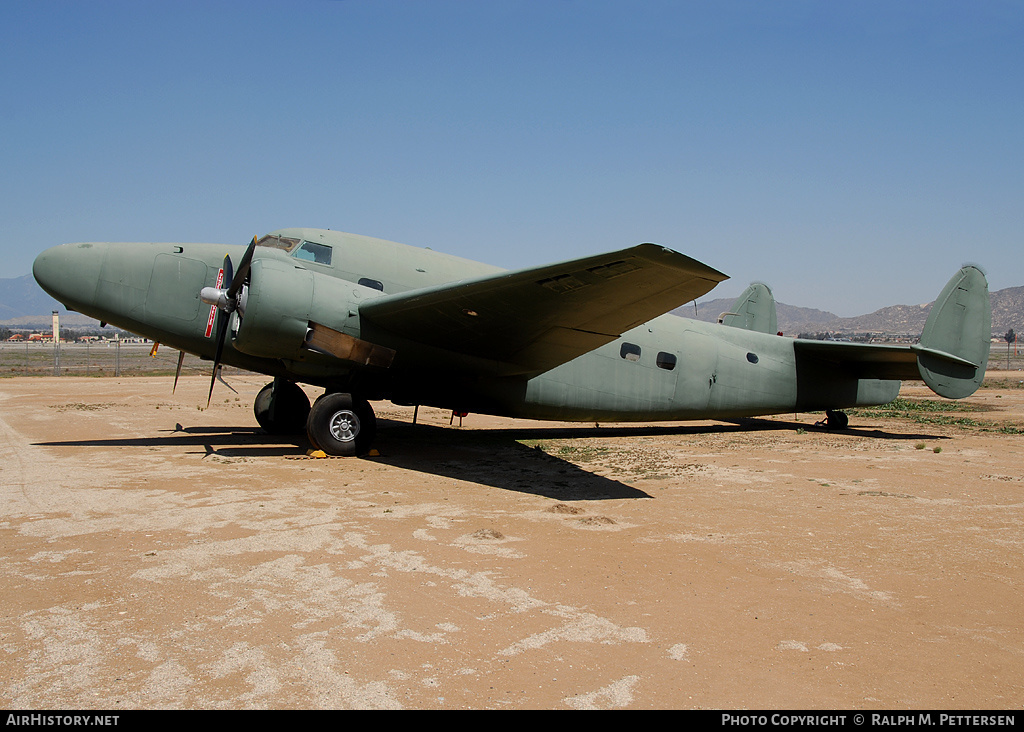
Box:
680, 285, 1022, 336
0, 274, 56, 319
683, 297, 841, 334
0, 274, 99, 327
991, 286, 1024, 335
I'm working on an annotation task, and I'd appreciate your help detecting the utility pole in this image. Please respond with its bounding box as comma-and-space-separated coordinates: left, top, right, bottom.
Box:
52, 310, 60, 376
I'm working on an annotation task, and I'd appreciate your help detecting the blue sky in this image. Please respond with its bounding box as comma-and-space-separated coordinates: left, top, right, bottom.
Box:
2, 0, 1021, 315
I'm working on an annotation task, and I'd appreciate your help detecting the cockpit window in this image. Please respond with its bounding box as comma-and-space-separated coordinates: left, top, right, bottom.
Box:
256, 234, 301, 252
293, 240, 333, 265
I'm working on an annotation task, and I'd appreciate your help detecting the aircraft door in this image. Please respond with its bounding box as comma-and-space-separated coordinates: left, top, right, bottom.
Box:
674, 329, 720, 414
649, 347, 681, 410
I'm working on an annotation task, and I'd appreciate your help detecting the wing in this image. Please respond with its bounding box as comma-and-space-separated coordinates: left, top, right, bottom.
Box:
358, 243, 728, 375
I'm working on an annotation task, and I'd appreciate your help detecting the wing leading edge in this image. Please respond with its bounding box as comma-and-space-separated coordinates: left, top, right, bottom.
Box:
358, 243, 728, 375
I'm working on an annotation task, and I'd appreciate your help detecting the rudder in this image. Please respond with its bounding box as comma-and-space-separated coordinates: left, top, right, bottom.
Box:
915, 265, 991, 398
718, 282, 778, 335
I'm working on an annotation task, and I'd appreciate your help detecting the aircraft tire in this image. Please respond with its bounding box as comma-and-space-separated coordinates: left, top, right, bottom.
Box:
306, 392, 376, 457
254, 381, 311, 435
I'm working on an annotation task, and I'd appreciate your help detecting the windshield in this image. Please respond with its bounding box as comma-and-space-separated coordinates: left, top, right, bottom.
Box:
292, 240, 333, 265
256, 234, 333, 265
256, 234, 301, 252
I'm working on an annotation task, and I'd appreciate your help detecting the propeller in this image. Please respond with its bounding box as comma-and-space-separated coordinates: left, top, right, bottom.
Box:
228, 235, 256, 300
172, 350, 185, 393
200, 236, 257, 406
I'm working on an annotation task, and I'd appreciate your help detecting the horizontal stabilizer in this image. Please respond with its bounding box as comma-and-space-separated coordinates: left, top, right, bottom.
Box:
792, 339, 920, 382
910, 343, 979, 370
793, 265, 991, 400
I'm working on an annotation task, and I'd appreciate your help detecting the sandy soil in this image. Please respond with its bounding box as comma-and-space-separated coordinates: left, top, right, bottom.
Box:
1, 374, 1022, 710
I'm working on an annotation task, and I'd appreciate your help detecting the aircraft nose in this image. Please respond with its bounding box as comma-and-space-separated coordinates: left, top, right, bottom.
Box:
33, 242, 104, 311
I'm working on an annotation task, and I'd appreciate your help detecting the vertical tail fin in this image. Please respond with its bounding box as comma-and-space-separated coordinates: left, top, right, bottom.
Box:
718, 282, 778, 334
914, 265, 991, 398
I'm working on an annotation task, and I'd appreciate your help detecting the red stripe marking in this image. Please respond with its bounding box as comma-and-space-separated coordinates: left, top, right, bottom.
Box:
204, 268, 225, 338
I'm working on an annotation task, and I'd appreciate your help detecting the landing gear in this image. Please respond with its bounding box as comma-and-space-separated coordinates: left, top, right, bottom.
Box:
253, 379, 311, 434
306, 392, 377, 457
824, 409, 849, 430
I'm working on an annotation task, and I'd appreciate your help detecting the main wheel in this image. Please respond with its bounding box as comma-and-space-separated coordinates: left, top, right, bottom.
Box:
253, 380, 311, 434
306, 392, 376, 457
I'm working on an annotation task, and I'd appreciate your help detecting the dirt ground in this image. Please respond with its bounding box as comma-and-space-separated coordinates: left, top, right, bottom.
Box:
1, 373, 1022, 710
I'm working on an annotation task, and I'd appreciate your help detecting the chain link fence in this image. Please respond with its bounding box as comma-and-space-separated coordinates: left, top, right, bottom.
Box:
0, 341, 244, 378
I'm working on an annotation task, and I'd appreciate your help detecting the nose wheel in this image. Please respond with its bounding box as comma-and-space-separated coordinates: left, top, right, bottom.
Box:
306, 392, 377, 456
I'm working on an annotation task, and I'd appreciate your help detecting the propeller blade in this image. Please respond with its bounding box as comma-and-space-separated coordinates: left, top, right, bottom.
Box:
216, 366, 238, 394
207, 309, 229, 407
227, 235, 257, 299
172, 350, 185, 393
221, 252, 234, 294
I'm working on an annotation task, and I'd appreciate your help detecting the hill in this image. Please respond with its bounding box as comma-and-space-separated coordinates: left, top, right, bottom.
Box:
680, 285, 1022, 336
0, 275, 100, 327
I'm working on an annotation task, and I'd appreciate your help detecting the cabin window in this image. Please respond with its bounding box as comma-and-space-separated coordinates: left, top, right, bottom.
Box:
294, 240, 333, 265
746, 352, 759, 364
656, 352, 677, 370
620, 343, 641, 362
358, 277, 384, 292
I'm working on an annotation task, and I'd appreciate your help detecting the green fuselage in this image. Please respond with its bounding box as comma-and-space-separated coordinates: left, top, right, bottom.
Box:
33, 229, 899, 422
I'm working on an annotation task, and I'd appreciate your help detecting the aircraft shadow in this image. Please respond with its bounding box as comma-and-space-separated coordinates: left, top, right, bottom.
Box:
366, 416, 947, 500
35, 428, 307, 459
33, 416, 946, 501
34, 422, 646, 501
712, 417, 950, 442
443, 417, 949, 443
370, 421, 650, 501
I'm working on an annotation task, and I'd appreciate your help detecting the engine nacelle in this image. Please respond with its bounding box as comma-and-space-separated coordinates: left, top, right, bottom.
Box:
232, 259, 365, 360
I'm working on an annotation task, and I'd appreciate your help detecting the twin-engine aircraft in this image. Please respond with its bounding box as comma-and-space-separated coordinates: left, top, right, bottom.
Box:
33, 229, 992, 456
